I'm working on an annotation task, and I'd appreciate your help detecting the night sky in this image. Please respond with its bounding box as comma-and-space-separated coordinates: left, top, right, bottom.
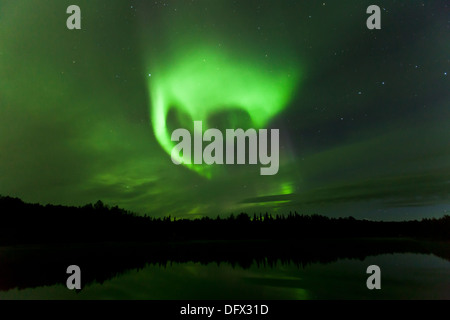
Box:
0, 0, 448, 220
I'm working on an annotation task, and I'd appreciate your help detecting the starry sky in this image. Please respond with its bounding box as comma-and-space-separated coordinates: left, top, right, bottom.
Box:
0, 0, 448, 220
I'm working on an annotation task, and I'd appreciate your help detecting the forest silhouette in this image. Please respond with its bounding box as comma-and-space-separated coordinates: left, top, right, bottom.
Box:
0, 195, 449, 245
0, 195, 449, 292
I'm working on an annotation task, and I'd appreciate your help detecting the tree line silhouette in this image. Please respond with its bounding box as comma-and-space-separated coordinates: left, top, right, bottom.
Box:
1, 195, 449, 245
1, 196, 449, 292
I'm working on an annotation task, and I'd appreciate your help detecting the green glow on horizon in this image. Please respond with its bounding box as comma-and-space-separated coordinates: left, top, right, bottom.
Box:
281, 182, 294, 195
148, 46, 300, 178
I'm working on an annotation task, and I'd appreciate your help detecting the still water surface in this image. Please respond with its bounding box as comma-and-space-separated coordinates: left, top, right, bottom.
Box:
1, 253, 448, 299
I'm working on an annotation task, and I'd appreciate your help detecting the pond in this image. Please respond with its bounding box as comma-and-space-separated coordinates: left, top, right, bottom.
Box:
1, 252, 448, 300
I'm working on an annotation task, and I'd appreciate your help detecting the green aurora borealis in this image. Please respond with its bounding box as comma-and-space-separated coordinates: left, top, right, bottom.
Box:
149, 45, 299, 177
0, 0, 449, 220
